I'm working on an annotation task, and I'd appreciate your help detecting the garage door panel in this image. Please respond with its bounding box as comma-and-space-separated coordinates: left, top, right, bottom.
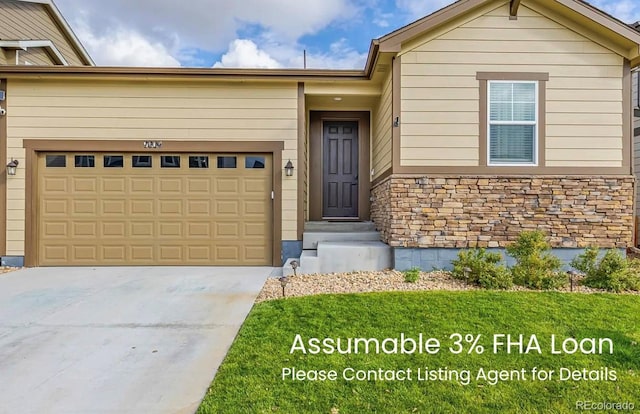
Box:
73, 245, 98, 261
72, 222, 97, 237
43, 177, 68, 193
159, 200, 183, 215
102, 178, 126, 193
130, 199, 154, 215
215, 200, 240, 215
43, 222, 68, 238
72, 200, 98, 215
102, 200, 127, 215
130, 222, 154, 238
43, 200, 68, 215
102, 245, 126, 261
187, 200, 211, 215
130, 246, 154, 261
130, 177, 154, 193
102, 222, 126, 238
188, 222, 211, 238
215, 178, 239, 193
73, 177, 98, 193
37, 152, 272, 266
159, 178, 183, 193
159, 222, 183, 238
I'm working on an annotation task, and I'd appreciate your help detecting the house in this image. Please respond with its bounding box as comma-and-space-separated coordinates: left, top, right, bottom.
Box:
0, 0, 93, 66
0, 0, 639, 269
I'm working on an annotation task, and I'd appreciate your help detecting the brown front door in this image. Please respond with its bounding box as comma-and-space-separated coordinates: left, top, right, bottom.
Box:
323, 121, 358, 218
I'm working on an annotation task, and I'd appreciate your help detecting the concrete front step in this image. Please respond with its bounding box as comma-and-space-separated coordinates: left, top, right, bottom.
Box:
318, 241, 392, 274
302, 231, 380, 250
283, 251, 320, 276
304, 221, 376, 232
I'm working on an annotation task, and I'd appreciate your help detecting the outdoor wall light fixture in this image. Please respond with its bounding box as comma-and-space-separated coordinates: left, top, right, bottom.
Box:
6, 159, 18, 176
284, 160, 294, 177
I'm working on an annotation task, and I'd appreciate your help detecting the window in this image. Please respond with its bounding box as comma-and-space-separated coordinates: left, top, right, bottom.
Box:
245, 156, 265, 169
46, 155, 66, 168
104, 155, 124, 168
217, 156, 237, 169
161, 155, 181, 168
75, 155, 95, 167
132, 155, 152, 168
488, 81, 537, 165
189, 156, 209, 168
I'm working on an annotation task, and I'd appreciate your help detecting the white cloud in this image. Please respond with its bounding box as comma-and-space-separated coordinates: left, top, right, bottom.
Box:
213, 39, 282, 68
56, 0, 356, 54
394, 0, 453, 20
74, 21, 181, 67
213, 36, 368, 69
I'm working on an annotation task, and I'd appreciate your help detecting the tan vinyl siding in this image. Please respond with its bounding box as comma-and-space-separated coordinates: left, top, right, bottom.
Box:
400, 2, 624, 168
0, 49, 6, 65
6, 79, 299, 255
17, 47, 55, 65
372, 70, 393, 179
0, 0, 85, 65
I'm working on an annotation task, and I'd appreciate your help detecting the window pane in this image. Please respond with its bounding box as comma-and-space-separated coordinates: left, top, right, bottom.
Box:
513, 82, 535, 102
104, 155, 124, 168
75, 155, 95, 168
189, 156, 209, 168
46, 155, 66, 168
489, 83, 512, 102
489, 102, 512, 121
132, 155, 152, 168
513, 102, 536, 121
161, 155, 180, 168
489, 125, 535, 163
217, 156, 237, 168
245, 156, 265, 169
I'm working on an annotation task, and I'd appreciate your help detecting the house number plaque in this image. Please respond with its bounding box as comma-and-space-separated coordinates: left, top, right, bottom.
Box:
143, 141, 163, 149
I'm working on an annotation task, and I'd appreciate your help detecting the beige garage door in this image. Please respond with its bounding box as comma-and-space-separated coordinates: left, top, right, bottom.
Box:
37, 152, 272, 266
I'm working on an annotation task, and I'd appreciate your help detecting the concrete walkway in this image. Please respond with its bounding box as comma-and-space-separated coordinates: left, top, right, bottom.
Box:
0, 266, 272, 414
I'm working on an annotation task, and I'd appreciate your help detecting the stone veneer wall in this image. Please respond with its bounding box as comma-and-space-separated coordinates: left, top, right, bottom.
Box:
371, 175, 634, 249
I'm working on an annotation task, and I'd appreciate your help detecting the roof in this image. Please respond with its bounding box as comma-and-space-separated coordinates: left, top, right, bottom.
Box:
14, 0, 94, 65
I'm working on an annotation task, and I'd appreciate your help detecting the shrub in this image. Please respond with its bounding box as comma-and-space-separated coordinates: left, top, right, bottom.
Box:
451, 248, 512, 289
571, 247, 640, 292
506, 231, 565, 290
403, 267, 421, 283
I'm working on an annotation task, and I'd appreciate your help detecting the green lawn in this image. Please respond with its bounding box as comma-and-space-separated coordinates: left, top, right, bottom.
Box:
198, 292, 640, 413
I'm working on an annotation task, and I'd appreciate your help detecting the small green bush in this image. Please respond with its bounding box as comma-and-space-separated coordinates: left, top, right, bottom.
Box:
506, 231, 565, 290
403, 267, 421, 283
452, 248, 512, 289
571, 247, 640, 292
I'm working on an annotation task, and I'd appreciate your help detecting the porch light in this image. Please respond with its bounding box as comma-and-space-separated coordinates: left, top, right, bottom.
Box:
284, 160, 294, 177
6, 159, 18, 176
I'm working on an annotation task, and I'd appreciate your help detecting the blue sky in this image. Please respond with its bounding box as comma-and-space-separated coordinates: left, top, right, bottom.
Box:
54, 0, 640, 68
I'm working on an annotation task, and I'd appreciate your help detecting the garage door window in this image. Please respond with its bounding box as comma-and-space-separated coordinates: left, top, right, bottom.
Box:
161, 155, 181, 168
132, 155, 152, 168
46, 155, 66, 168
189, 156, 209, 168
217, 156, 237, 168
75, 155, 95, 168
245, 156, 265, 169
104, 155, 124, 168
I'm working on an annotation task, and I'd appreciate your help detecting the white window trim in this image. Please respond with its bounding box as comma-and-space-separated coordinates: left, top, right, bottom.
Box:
487, 80, 539, 167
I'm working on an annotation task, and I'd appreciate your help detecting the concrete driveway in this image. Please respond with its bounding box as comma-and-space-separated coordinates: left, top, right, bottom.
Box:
0, 266, 272, 414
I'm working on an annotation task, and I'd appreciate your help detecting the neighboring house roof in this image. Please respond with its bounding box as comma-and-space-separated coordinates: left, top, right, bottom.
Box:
4, 0, 94, 65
